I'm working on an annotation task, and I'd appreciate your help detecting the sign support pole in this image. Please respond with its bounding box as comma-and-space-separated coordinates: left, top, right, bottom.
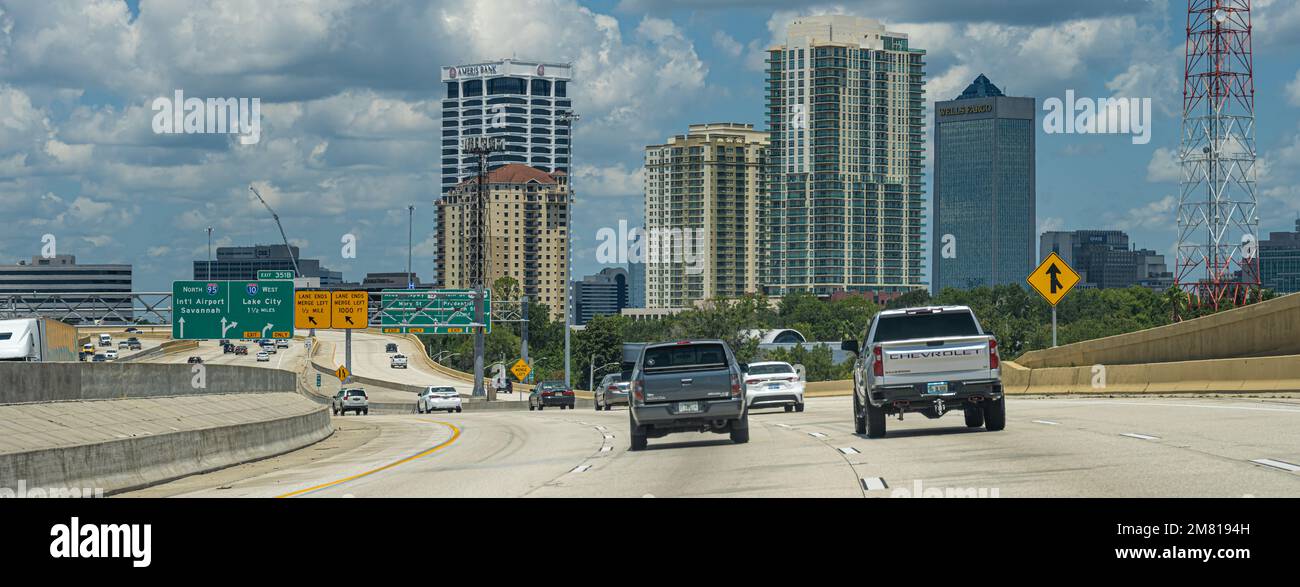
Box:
345, 328, 352, 382
1052, 306, 1057, 348
520, 295, 529, 385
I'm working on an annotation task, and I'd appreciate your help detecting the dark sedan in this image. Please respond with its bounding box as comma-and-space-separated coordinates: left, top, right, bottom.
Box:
529, 380, 575, 411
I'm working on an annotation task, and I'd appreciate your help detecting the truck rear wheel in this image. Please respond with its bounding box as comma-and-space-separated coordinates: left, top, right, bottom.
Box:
964, 407, 984, 428
853, 394, 866, 435
865, 400, 887, 439
629, 411, 648, 451
984, 397, 1006, 431
729, 414, 750, 444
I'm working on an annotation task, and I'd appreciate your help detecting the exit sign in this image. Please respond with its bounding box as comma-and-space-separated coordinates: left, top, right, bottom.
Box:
258, 270, 295, 280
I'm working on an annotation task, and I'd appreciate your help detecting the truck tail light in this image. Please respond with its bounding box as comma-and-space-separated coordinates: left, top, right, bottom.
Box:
730, 372, 742, 398
989, 338, 1000, 370
872, 345, 884, 377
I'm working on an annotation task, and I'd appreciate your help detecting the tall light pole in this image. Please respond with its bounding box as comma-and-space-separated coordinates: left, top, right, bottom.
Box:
407, 204, 415, 288
559, 110, 579, 388
462, 136, 503, 398
206, 226, 213, 278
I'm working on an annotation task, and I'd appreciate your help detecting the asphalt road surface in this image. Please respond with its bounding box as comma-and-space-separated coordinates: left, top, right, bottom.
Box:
312, 330, 527, 401
124, 394, 1300, 498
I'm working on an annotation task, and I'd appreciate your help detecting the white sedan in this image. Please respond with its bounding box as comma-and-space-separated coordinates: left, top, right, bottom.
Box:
417, 386, 463, 414
256, 351, 270, 362
744, 361, 805, 412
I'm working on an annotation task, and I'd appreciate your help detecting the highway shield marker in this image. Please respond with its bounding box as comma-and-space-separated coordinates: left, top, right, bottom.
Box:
1027, 252, 1080, 306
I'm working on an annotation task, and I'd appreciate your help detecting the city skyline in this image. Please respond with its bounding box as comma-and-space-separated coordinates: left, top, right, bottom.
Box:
3, 1, 1300, 295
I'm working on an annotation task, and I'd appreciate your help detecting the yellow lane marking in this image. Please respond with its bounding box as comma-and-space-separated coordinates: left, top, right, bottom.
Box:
275, 421, 461, 498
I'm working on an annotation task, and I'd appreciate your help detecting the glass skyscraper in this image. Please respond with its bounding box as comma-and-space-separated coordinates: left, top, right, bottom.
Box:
764, 16, 927, 297
932, 75, 1036, 292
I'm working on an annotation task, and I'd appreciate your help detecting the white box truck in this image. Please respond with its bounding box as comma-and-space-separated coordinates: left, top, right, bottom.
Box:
0, 318, 80, 362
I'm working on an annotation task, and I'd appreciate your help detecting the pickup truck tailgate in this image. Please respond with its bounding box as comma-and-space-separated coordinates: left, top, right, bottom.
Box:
878, 336, 994, 385
640, 343, 734, 403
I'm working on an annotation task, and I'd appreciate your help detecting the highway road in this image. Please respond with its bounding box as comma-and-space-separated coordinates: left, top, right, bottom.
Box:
124, 394, 1300, 498
312, 330, 528, 401
147, 338, 309, 371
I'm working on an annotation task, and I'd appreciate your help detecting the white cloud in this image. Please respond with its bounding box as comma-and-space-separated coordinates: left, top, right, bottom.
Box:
712, 30, 743, 57
1146, 147, 1181, 183
1288, 69, 1300, 106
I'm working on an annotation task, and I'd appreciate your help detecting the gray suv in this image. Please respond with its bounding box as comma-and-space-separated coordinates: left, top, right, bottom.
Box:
627, 340, 749, 451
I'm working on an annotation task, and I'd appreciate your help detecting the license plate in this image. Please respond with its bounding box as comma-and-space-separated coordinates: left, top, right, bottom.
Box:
926, 382, 950, 394
767, 383, 782, 390
676, 401, 701, 414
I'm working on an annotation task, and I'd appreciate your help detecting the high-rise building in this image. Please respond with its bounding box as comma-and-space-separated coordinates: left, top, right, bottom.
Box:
435, 164, 570, 320
0, 255, 132, 323
932, 74, 1035, 292
764, 15, 927, 297
1038, 230, 1171, 290
1260, 219, 1300, 294
644, 123, 767, 308
439, 58, 574, 194
626, 258, 646, 309
193, 244, 343, 285
574, 267, 628, 325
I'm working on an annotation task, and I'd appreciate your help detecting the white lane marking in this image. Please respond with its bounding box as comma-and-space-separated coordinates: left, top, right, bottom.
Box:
571, 464, 591, 473
595, 426, 607, 431
808, 432, 828, 439
860, 477, 888, 491
838, 447, 860, 455
1033, 400, 1300, 414
1250, 459, 1300, 473
1121, 433, 1160, 441
600, 446, 612, 453
775, 423, 792, 429
1032, 420, 1061, 425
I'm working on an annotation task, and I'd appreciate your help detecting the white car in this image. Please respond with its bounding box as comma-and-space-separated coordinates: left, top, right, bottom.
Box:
276, 339, 289, 349
744, 361, 805, 412
417, 386, 463, 414
104, 349, 118, 361
256, 351, 270, 362
390, 354, 408, 369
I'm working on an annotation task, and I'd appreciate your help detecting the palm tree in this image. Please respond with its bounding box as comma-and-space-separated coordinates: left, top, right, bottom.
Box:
1161, 286, 1188, 323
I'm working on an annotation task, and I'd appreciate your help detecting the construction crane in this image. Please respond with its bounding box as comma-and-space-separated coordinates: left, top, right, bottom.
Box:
248, 185, 302, 278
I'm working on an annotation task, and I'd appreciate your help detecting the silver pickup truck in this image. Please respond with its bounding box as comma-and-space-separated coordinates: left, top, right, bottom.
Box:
842, 305, 1005, 438
627, 340, 749, 451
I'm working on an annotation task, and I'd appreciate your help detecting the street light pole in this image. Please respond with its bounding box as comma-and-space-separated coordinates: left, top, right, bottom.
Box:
407, 204, 415, 288
206, 227, 213, 279
559, 110, 579, 388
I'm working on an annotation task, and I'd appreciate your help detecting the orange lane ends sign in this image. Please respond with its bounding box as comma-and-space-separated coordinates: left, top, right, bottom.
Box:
1027, 252, 1081, 306
331, 291, 369, 329
295, 291, 331, 329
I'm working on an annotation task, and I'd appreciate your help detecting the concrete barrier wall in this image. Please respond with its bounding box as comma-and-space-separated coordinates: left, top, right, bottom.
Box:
1001, 355, 1300, 394
1, 404, 331, 495
0, 362, 296, 405
1016, 292, 1300, 369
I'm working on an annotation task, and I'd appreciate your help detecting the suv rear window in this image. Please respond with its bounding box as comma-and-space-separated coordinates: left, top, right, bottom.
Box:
346, 390, 367, 397
643, 343, 728, 372
874, 311, 980, 343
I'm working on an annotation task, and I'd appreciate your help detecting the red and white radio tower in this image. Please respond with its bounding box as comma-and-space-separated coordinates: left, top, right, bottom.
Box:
1175, 0, 1259, 315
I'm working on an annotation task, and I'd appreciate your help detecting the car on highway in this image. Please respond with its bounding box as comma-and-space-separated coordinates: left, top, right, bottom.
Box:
385, 342, 399, 353
842, 305, 1005, 439
118, 340, 131, 350
98, 333, 112, 347
744, 361, 805, 413
256, 351, 270, 362
390, 354, 408, 369
333, 388, 369, 416
529, 380, 575, 411
187, 356, 203, 364
594, 373, 630, 411
82, 343, 95, 354
127, 340, 142, 351
125, 327, 141, 334
219, 339, 230, 347
104, 349, 118, 360
418, 386, 463, 414
92, 354, 107, 362
234, 345, 249, 356
223, 343, 235, 354
276, 339, 289, 349
628, 340, 750, 451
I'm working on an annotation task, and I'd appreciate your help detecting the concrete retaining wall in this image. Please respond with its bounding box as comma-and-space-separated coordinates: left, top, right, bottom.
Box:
1001, 355, 1300, 394
0, 362, 296, 405
0, 402, 331, 495
1016, 292, 1300, 369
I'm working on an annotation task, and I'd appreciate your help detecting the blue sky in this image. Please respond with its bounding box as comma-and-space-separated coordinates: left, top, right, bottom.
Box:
1, 0, 1298, 293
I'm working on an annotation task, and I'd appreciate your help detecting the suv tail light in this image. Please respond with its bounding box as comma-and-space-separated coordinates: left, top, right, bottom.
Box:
989, 338, 1000, 370
872, 345, 884, 377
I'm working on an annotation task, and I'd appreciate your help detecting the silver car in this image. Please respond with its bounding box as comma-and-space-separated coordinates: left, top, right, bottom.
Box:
417, 386, 463, 414
594, 373, 630, 411
333, 388, 369, 416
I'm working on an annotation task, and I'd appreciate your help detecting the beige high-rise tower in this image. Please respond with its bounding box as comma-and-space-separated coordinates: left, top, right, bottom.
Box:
643, 123, 768, 309
435, 164, 571, 320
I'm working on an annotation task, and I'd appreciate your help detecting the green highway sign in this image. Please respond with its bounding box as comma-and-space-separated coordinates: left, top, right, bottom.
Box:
172, 280, 295, 340
380, 289, 490, 335
258, 270, 296, 280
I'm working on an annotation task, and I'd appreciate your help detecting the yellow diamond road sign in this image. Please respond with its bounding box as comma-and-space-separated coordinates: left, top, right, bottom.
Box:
335, 365, 350, 383
1027, 252, 1081, 306
510, 359, 531, 382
